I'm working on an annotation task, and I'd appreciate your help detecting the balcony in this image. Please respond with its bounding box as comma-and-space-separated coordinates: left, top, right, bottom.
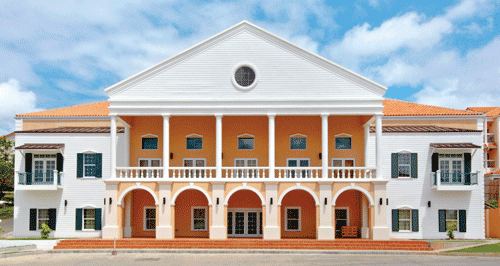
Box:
114, 167, 377, 182
431, 171, 478, 191
15, 171, 63, 191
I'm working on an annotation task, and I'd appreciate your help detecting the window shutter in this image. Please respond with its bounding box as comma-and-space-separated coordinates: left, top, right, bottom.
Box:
391, 153, 398, 178
56, 153, 64, 172
431, 153, 439, 172
464, 153, 471, 185
25, 153, 32, 173
48, 208, 57, 231
459, 210, 466, 232
29, 208, 37, 231
95, 153, 102, 178
392, 209, 399, 232
95, 208, 102, 230
411, 209, 419, 232
77, 153, 83, 178
438, 209, 446, 232
75, 208, 83, 230
411, 153, 418, 178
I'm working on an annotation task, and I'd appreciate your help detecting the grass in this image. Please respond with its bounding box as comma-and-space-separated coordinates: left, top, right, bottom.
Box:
446, 243, 500, 253
426, 240, 487, 243
0, 206, 13, 220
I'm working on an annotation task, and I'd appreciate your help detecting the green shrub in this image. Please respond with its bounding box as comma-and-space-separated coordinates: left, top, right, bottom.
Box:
40, 223, 52, 239
486, 199, 498, 209
447, 224, 456, 239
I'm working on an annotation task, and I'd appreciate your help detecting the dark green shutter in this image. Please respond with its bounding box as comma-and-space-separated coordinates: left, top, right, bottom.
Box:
48, 208, 57, 231
56, 153, 64, 172
26, 153, 33, 185
29, 208, 37, 231
411, 153, 418, 178
391, 153, 398, 178
411, 209, 419, 232
392, 209, 399, 231
75, 208, 83, 230
459, 210, 466, 232
95, 153, 102, 178
439, 210, 446, 232
431, 153, 439, 172
95, 208, 102, 230
77, 153, 83, 178
464, 153, 471, 185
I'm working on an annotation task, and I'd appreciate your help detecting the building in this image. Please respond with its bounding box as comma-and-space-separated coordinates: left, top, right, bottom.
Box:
13, 21, 485, 240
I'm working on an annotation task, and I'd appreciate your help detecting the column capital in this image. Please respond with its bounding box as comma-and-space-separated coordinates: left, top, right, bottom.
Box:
214, 113, 223, 118
267, 113, 276, 118
320, 113, 330, 117
162, 114, 171, 118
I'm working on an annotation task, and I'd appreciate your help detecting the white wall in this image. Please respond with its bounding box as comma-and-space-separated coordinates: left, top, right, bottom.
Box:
368, 131, 484, 239
13, 133, 125, 238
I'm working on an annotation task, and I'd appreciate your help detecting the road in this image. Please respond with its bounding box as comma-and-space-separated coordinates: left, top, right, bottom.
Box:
1, 253, 500, 265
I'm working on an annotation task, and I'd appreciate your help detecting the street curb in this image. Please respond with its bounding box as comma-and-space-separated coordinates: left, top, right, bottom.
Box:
0, 244, 36, 253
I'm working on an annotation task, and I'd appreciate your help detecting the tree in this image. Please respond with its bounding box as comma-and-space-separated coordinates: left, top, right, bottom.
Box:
0, 137, 14, 200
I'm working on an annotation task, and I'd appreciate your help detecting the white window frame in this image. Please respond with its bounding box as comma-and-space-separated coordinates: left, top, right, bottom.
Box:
82, 208, 96, 231
290, 133, 307, 150
331, 158, 355, 167
143, 207, 156, 231
438, 154, 464, 184
237, 133, 255, 150
32, 154, 57, 183
191, 206, 208, 231
334, 133, 353, 150
186, 133, 203, 150
285, 206, 301, 232
398, 208, 412, 232
141, 133, 159, 150
183, 158, 206, 167
397, 152, 412, 178
445, 209, 458, 232
335, 207, 350, 225
227, 208, 263, 237
83, 152, 97, 178
137, 158, 162, 167
37, 209, 50, 230
234, 158, 258, 178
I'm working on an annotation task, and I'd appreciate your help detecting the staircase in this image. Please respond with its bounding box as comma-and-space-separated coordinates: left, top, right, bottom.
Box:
54, 238, 433, 251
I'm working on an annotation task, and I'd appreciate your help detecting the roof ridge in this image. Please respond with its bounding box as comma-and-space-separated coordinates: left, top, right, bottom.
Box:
384, 99, 479, 115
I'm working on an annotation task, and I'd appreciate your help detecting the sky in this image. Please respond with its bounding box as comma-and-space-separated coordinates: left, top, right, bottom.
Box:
0, 0, 499, 136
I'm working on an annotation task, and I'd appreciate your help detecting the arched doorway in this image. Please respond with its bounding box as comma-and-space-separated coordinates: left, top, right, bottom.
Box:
333, 189, 372, 239
280, 189, 317, 239
122, 189, 157, 238
226, 189, 263, 238
174, 189, 210, 238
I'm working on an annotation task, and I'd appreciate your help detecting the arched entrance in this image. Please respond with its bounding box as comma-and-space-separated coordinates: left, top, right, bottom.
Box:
226, 189, 264, 238
174, 189, 210, 238
333, 188, 373, 239
122, 189, 157, 238
280, 189, 317, 239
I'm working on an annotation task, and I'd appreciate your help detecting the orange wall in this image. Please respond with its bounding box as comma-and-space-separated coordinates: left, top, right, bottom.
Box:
174, 190, 210, 238
281, 190, 316, 239
227, 190, 262, 208
335, 190, 363, 230
329, 116, 370, 167
486, 208, 500, 238
131, 190, 156, 237
128, 116, 164, 167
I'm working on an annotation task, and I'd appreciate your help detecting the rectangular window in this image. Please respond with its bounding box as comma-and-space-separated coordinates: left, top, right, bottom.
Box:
399, 210, 411, 231
290, 137, 306, 150
285, 207, 301, 231
83, 209, 96, 230
439, 154, 463, 184
192, 207, 207, 231
84, 153, 97, 177
187, 137, 203, 150
38, 209, 50, 230
446, 210, 458, 231
238, 137, 254, 150
144, 207, 156, 231
335, 137, 352, 150
398, 153, 411, 177
142, 137, 158, 150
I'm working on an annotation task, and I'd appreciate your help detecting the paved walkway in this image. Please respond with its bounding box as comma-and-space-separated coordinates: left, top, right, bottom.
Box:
0, 218, 13, 238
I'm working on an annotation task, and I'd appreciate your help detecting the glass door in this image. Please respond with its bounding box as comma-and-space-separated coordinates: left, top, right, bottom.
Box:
234, 159, 258, 178
287, 159, 310, 178
33, 154, 57, 184
335, 209, 349, 238
227, 209, 262, 237
183, 158, 206, 177
439, 154, 463, 184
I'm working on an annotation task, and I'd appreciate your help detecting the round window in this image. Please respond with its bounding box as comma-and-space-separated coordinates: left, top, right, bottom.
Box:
234, 66, 256, 87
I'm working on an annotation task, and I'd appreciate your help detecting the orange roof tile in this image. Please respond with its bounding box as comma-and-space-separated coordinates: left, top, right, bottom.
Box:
466, 107, 498, 113
485, 168, 500, 176
16, 101, 109, 117
382, 99, 479, 116
485, 108, 500, 117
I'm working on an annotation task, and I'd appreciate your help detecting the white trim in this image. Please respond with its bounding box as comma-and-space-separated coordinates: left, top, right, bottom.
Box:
278, 185, 319, 206
186, 135, 203, 150
331, 158, 355, 167
334, 135, 352, 150
332, 186, 375, 206
237, 135, 255, 150
290, 135, 307, 150
81, 150, 98, 154
397, 209, 412, 232
141, 135, 158, 150
224, 186, 266, 206
231, 63, 259, 91
237, 133, 255, 138
284, 206, 301, 232
143, 207, 156, 231
171, 185, 212, 206
396, 152, 412, 178
191, 206, 208, 231
141, 133, 159, 138
334, 133, 353, 137
290, 133, 307, 138
82, 208, 96, 231
186, 133, 203, 138
118, 184, 160, 207
37, 209, 50, 231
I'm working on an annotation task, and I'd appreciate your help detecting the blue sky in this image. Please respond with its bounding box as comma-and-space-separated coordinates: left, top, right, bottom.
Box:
0, 0, 499, 135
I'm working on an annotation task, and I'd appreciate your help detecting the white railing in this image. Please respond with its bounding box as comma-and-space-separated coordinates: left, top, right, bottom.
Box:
222, 167, 269, 179
275, 167, 322, 179
116, 167, 164, 179
328, 167, 377, 180
170, 167, 216, 179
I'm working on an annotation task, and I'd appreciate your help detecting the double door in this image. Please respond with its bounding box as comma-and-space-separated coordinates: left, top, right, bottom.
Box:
227, 208, 262, 237
439, 155, 463, 183
33, 154, 57, 183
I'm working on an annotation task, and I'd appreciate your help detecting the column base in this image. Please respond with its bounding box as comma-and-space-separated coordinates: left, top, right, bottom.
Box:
156, 226, 174, 239
124, 226, 132, 238
102, 226, 121, 239
210, 226, 227, 239
372, 226, 390, 240
318, 226, 335, 240
263, 226, 280, 240
361, 226, 370, 239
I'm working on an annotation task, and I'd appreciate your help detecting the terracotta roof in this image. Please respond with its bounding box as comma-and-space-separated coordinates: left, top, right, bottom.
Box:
430, 143, 481, 149
15, 143, 65, 150
0, 132, 15, 139
16, 127, 124, 134
382, 99, 479, 116
485, 143, 497, 148
485, 168, 500, 176
369, 125, 482, 133
485, 108, 500, 117
466, 107, 498, 113
16, 101, 109, 117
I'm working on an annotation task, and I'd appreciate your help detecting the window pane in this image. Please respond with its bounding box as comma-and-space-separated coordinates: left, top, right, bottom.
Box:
287, 209, 299, 219
287, 220, 299, 230
398, 153, 410, 164
446, 221, 457, 231
399, 220, 410, 231
142, 138, 158, 150
38, 209, 49, 219
146, 209, 156, 219
345, 160, 354, 167
85, 166, 96, 177
335, 210, 347, 219
335, 137, 351, 150
288, 160, 297, 167
194, 208, 205, 219
238, 138, 254, 150
151, 160, 161, 167
84, 219, 95, 229
399, 210, 410, 219
446, 210, 457, 220
194, 220, 205, 230
147, 219, 156, 230
332, 160, 342, 167
398, 166, 410, 177
184, 160, 193, 167
247, 160, 257, 167
300, 160, 309, 167
84, 209, 95, 219
187, 137, 202, 150
85, 154, 96, 164
290, 137, 306, 150
195, 160, 205, 167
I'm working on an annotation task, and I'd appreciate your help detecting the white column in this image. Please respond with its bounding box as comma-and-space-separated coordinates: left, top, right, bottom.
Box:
102, 183, 120, 239
264, 183, 280, 239
375, 115, 382, 179
124, 193, 132, 237
210, 182, 226, 239
372, 181, 389, 240
163, 115, 170, 178
110, 116, 117, 179
364, 124, 369, 167
157, 182, 173, 239
268, 114, 276, 179
318, 182, 334, 240
216, 114, 223, 178
361, 196, 369, 238
321, 114, 329, 179
124, 126, 130, 167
